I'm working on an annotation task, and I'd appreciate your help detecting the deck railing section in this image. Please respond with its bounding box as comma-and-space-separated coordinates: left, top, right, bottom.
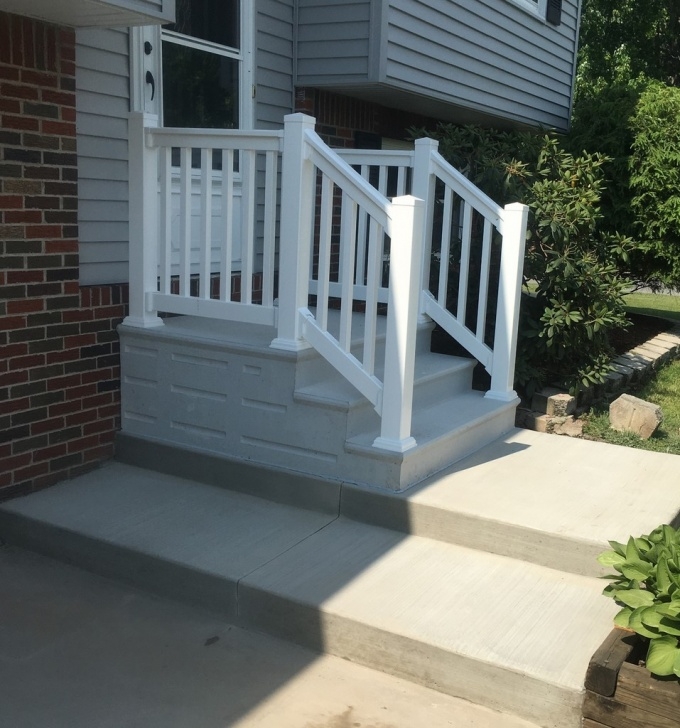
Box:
272, 115, 423, 451
126, 112, 527, 450
126, 112, 283, 328
411, 140, 528, 401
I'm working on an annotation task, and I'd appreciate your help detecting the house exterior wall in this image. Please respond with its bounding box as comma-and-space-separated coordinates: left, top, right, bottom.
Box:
295, 0, 581, 131
296, 0, 373, 84
76, 27, 130, 286
256, 0, 295, 129
382, 0, 579, 131
0, 12, 127, 500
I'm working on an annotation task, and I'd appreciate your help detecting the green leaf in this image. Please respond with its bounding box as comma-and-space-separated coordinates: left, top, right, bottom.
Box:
658, 617, 680, 637
621, 560, 653, 581
598, 550, 626, 567
629, 607, 660, 639
616, 589, 654, 609
613, 607, 633, 629
625, 536, 642, 562
646, 636, 680, 677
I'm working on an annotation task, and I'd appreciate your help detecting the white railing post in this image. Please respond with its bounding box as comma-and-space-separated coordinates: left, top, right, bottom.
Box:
412, 138, 438, 323
271, 113, 316, 351
487, 202, 529, 401
123, 111, 163, 329
373, 195, 423, 452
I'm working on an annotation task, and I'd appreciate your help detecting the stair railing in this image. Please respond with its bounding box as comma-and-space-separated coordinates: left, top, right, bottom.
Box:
412, 139, 529, 402
273, 114, 423, 452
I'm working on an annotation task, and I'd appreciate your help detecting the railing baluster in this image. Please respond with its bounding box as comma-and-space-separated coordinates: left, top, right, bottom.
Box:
456, 200, 472, 324
179, 146, 191, 297
220, 149, 234, 302
338, 194, 358, 352
438, 186, 453, 308
396, 166, 407, 196
363, 217, 382, 376
262, 149, 277, 308
199, 148, 212, 299
355, 164, 370, 285
316, 174, 333, 331
241, 149, 256, 304
159, 145, 172, 294
378, 165, 388, 197
476, 218, 492, 341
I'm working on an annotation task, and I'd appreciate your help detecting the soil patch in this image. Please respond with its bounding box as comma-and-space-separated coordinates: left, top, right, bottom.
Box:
608, 313, 673, 356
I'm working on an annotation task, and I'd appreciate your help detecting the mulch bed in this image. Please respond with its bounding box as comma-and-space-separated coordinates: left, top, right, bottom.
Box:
608, 313, 674, 356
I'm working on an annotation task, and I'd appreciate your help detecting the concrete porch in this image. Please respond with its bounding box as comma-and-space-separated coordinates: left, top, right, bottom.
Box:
1, 429, 678, 727
119, 312, 517, 491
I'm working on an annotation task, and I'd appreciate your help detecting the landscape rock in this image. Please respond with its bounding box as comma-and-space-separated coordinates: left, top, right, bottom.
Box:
531, 387, 576, 417
553, 416, 584, 438
609, 394, 663, 440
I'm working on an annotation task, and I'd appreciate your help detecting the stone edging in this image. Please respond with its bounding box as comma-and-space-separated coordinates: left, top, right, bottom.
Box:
516, 323, 680, 435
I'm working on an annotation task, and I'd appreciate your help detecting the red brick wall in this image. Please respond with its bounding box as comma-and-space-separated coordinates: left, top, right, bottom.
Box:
295, 88, 438, 148
0, 12, 127, 500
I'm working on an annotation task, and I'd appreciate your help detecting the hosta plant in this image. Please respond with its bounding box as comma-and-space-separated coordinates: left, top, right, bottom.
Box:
598, 524, 680, 678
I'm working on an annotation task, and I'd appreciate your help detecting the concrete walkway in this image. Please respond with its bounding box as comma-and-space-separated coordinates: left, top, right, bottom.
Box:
0, 545, 537, 728
1, 428, 678, 727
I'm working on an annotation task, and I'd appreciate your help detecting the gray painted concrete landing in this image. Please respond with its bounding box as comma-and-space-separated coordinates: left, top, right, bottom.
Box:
0, 546, 538, 728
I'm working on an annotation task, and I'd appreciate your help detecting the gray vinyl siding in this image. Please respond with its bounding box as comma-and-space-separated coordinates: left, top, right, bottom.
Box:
383, 0, 578, 130
296, 0, 373, 84
295, 0, 580, 131
255, 0, 295, 128
76, 27, 130, 285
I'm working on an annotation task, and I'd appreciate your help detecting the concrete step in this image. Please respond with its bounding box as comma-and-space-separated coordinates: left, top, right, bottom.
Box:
0, 545, 541, 728
295, 350, 475, 438
344, 390, 518, 490
0, 461, 616, 728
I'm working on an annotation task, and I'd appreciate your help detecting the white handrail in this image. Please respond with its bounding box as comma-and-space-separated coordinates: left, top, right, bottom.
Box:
126, 111, 528, 451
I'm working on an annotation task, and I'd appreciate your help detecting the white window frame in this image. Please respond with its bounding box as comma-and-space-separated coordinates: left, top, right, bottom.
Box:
505, 0, 548, 22
131, 2, 254, 129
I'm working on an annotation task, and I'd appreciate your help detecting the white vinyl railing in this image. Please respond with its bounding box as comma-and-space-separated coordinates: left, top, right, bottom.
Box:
126, 112, 527, 451
126, 112, 283, 328
271, 115, 423, 451
412, 140, 529, 401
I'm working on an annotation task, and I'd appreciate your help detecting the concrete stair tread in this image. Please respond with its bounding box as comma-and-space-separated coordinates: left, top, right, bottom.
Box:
295, 351, 474, 408
0, 463, 335, 594
342, 428, 680, 577
241, 516, 615, 690
0, 460, 616, 728
346, 390, 513, 450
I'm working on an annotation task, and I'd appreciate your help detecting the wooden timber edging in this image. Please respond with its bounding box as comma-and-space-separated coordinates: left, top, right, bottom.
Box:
583, 628, 680, 728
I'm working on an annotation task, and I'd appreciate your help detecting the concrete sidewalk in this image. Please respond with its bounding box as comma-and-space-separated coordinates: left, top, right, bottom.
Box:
0, 545, 537, 728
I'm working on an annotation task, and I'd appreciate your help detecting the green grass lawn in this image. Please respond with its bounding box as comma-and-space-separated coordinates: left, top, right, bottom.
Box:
624, 291, 680, 322
583, 360, 680, 455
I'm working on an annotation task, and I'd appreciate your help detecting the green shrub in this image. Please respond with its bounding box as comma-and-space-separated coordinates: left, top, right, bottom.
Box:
414, 124, 633, 395
599, 525, 680, 678
629, 82, 680, 288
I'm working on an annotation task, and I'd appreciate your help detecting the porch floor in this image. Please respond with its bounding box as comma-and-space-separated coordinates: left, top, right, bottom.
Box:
1, 430, 678, 727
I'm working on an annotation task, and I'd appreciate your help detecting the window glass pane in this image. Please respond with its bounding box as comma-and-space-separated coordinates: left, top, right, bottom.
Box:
164, 0, 239, 50
162, 42, 239, 129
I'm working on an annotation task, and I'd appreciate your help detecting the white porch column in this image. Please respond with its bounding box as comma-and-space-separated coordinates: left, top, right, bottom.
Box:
373, 195, 424, 453
487, 202, 529, 401
411, 138, 438, 325
123, 112, 164, 329
270, 113, 316, 351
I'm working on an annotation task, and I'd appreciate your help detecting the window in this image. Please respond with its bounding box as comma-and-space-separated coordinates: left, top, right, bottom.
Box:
161, 0, 250, 129
505, 0, 548, 21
